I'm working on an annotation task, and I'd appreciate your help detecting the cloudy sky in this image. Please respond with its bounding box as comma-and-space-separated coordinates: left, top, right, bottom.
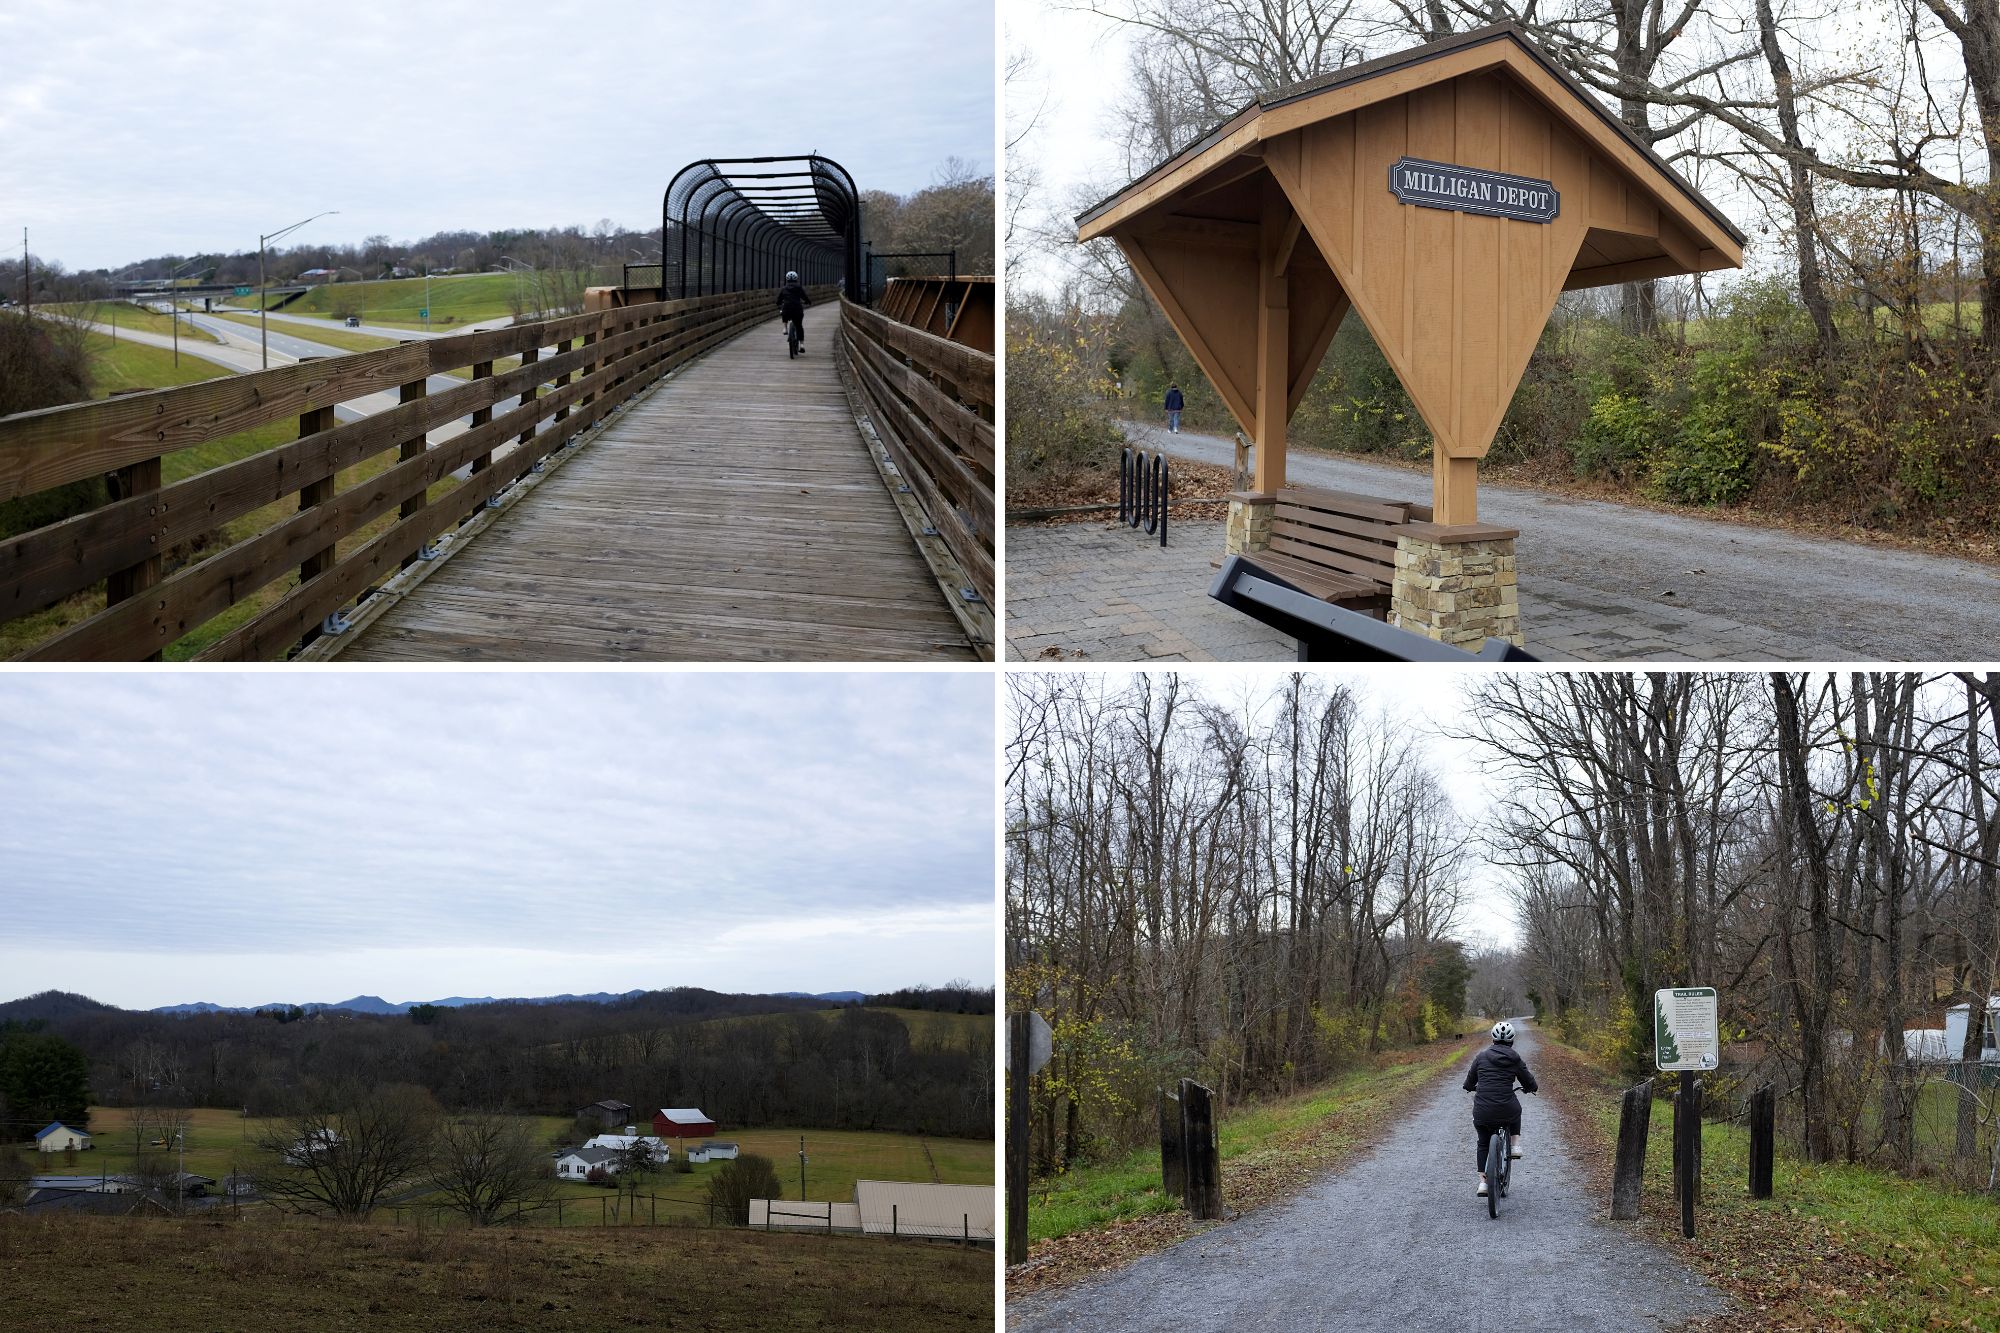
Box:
1, 0, 994, 270
0, 671, 995, 1010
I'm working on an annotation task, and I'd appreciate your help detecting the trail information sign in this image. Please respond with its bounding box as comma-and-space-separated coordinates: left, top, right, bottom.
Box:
1655, 987, 1719, 1071
1388, 156, 1560, 224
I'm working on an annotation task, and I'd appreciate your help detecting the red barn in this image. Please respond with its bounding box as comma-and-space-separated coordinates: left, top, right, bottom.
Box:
653, 1107, 718, 1139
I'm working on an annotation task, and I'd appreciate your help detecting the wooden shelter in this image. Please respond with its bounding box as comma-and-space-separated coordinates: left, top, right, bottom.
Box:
1077, 22, 1745, 529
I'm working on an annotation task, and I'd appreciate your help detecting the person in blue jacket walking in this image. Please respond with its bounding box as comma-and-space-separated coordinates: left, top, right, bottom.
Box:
1164, 383, 1184, 433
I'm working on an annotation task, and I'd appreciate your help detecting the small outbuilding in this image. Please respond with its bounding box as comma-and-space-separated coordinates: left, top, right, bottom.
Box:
578, 1099, 635, 1129
1944, 997, 2000, 1063
33, 1123, 90, 1154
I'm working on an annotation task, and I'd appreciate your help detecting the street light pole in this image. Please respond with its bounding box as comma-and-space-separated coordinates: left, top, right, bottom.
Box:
259, 210, 338, 368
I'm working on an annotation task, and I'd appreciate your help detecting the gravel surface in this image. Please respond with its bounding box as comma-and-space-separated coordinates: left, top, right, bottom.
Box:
1007, 1026, 1722, 1332
1119, 420, 2000, 661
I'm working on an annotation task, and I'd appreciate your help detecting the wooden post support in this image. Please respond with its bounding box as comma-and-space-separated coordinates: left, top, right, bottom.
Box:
1006, 1009, 1030, 1265
1434, 453, 1480, 527
579, 331, 599, 410
1253, 191, 1291, 495
1610, 1077, 1653, 1220
517, 345, 542, 452
293, 382, 339, 650
396, 346, 429, 570
1159, 1086, 1186, 1202
1748, 1082, 1774, 1199
468, 359, 495, 478
1674, 1070, 1699, 1238
104, 455, 164, 661
1180, 1078, 1221, 1221
552, 336, 575, 430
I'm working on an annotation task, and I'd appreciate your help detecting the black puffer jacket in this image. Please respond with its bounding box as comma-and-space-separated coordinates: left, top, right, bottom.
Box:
776, 280, 811, 319
1463, 1042, 1538, 1122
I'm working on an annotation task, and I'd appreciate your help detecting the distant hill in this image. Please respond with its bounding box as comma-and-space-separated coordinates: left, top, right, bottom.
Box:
150, 989, 654, 1016
0, 990, 117, 1022
775, 991, 868, 1003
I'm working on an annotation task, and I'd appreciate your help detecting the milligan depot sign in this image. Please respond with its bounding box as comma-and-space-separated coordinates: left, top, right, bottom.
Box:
1389, 156, 1560, 224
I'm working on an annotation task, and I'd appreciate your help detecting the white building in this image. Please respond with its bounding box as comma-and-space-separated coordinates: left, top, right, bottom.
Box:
583, 1134, 671, 1163
856, 1180, 994, 1241
1944, 997, 2000, 1063
686, 1141, 739, 1164
555, 1146, 625, 1179
34, 1122, 91, 1154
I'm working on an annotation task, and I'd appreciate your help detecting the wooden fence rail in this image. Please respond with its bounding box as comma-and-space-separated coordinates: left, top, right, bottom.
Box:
835, 295, 995, 640
0, 290, 773, 659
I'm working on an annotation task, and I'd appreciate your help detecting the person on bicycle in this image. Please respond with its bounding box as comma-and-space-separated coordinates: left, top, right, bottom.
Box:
777, 271, 811, 352
1464, 1019, 1537, 1196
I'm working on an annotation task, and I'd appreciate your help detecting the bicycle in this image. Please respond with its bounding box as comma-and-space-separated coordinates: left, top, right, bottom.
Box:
785, 316, 803, 359
1484, 1124, 1513, 1219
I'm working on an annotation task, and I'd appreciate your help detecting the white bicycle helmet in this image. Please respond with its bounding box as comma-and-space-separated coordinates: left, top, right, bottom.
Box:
1490, 1020, 1516, 1044
785, 270, 799, 282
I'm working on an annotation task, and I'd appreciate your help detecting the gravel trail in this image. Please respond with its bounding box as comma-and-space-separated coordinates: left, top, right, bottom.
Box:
1120, 419, 2000, 661
1007, 1026, 1721, 1332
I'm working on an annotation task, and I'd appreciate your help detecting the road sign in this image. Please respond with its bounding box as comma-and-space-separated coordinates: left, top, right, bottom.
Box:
234, 287, 252, 296
1655, 987, 1719, 1071
1006, 1011, 1053, 1075
419, 308, 430, 319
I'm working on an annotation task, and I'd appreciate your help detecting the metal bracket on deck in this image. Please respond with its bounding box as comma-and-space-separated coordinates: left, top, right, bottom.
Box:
921, 525, 938, 537
959, 587, 982, 603
417, 542, 441, 561
321, 609, 352, 636
485, 493, 505, 510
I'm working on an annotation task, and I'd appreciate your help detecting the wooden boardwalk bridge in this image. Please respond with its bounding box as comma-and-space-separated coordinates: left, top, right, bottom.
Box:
334, 314, 977, 661
0, 152, 993, 662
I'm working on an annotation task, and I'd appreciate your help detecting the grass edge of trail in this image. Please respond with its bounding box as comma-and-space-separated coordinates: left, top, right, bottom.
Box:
1531, 1031, 2000, 1333
1009, 1028, 1486, 1298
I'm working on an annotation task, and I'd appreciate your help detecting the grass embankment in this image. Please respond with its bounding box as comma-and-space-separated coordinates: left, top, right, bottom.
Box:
1014, 1027, 1484, 1293
0, 1214, 990, 1332
232, 272, 605, 329
1534, 1034, 2000, 1331
209, 309, 527, 380
84, 332, 229, 398
50, 300, 219, 342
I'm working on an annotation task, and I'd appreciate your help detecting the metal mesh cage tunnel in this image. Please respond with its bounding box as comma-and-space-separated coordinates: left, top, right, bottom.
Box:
664, 155, 863, 301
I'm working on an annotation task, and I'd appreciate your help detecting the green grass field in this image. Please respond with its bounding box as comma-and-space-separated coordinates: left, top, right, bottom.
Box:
17, 1108, 989, 1224
230, 271, 608, 329
83, 332, 231, 398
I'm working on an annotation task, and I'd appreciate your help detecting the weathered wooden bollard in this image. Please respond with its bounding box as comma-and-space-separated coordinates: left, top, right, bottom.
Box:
1673, 1071, 1701, 1238
1610, 1077, 1653, 1220
1748, 1083, 1774, 1199
1180, 1078, 1221, 1221
1159, 1086, 1185, 1202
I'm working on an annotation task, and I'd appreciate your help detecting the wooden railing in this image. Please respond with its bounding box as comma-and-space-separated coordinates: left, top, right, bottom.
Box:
836, 296, 995, 630
0, 291, 773, 659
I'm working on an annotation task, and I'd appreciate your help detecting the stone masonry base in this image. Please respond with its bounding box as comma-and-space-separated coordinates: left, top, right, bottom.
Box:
1391, 523, 1523, 649
1225, 493, 1274, 555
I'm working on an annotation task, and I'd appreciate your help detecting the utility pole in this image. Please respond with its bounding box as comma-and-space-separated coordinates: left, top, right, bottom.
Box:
22, 227, 29, 317
798, 1136, 807, 1201
259, 210, 338, 367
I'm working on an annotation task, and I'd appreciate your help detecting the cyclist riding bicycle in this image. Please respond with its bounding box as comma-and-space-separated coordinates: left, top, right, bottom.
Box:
777, 271, 812, 353
1464, 1020, 1537, 1197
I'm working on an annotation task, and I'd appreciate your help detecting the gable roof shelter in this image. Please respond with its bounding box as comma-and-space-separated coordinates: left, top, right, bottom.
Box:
1077, 21, 1744, 530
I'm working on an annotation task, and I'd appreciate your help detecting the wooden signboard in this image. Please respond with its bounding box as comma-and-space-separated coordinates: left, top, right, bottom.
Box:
1078, 22, 1744, 528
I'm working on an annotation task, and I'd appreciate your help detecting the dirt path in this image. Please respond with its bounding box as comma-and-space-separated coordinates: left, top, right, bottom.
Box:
1007, 1026, 1721, 1332
1123, 420, 2000, 660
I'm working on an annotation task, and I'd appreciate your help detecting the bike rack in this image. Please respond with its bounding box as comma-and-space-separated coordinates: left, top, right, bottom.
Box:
1119, 446, 1167, 547
1208, 554, 1541, 662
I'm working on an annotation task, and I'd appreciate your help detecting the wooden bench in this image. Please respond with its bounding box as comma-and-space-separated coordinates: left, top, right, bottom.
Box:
1253, 485, 1430, 619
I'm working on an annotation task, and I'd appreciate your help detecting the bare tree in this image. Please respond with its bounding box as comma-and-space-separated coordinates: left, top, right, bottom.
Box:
428, 1113, 556, 1225
253, 1086, 441, 1217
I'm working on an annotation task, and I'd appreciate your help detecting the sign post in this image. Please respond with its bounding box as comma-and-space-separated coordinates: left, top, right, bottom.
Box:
1656, 987, 1718, 1238
1004, 1009, 1051, 1266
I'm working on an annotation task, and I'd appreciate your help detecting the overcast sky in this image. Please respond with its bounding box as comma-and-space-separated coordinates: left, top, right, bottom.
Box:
1004, 0, 1917, 296
0, 671, 995, 1010
1013, 666, 1518, 949
1, 0, 994, 271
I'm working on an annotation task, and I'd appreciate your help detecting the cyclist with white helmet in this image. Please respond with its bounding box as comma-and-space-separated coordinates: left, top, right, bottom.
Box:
1464, 1019, 1537, 1197
776, 270, 812, 353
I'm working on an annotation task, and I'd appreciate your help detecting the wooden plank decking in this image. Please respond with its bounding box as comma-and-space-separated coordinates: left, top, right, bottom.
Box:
338, 314, 977, 661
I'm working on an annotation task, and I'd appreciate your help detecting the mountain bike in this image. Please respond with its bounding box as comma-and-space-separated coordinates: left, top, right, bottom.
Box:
785, 316, 803, 359
1485, 1125, 1513, 1219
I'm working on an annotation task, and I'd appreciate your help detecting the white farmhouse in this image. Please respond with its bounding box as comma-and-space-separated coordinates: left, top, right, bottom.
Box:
34, 1122, 91, 1154
583, 1133, 671, 1163
555, 1146, 625, 1180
